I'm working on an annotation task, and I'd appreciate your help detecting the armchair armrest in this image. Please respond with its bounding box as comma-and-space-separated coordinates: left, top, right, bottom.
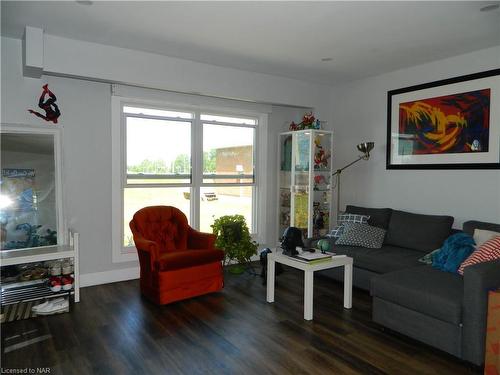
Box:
462, 258, 500, 365
133, 235, 160, 270
188, 228, 216, 250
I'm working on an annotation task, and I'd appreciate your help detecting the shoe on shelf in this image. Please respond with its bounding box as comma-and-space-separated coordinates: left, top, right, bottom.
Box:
32, 297, 65, 312
61, 261, 72, 275
61, 276, 74, 290
49, 276, 62, 292
50, 262, 62, 276
35, 298, 69, 315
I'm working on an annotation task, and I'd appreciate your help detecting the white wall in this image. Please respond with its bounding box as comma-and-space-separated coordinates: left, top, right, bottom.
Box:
330, 46, 500, 228
1, 36, 329, 281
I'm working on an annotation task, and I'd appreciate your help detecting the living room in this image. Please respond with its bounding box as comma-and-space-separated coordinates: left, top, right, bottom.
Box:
1, 1, 499, 374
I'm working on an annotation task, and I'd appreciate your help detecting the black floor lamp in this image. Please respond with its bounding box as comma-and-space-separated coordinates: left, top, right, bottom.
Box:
332, 142, 375, 219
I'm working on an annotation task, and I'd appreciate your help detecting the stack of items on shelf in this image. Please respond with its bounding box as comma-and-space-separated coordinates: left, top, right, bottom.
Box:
292, 248, 335, 265
1, 259, 74, 319
47, 260, 74, 292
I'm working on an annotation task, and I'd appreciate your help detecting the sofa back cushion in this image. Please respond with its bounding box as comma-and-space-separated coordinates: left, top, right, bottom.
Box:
345, 205, 393, 229
131, 206, 189, 253
385, 210, 454, 252
463, 220, 500, 236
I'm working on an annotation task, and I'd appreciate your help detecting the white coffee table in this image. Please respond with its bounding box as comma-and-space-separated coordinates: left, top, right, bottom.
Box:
266, 250, 353, 320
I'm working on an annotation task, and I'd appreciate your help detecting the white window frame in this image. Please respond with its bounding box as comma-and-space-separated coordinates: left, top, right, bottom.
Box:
111, 96, 268, 263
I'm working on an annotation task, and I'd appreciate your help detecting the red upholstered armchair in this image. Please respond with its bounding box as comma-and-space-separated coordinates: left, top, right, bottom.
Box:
129, 206, 224, 305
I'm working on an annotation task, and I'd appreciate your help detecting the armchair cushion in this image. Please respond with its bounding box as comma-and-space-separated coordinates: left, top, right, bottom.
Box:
156, 249, 224, 271
131, 206, 189, 253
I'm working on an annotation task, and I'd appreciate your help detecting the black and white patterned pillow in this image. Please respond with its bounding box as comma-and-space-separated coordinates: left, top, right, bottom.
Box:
327, 225, 344, 238
335, 223, 386, 249
327, 214, 370, 238
338, 213, 370, 225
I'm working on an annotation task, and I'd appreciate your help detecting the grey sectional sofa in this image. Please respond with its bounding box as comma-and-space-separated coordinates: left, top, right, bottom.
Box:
307, 205, 500, 366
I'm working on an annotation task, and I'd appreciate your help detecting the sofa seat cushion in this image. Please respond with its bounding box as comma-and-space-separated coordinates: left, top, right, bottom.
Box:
385, 210, 453, 252
333, 245, 422, 273
371, 266, 463, 324
156, 249, 224, 271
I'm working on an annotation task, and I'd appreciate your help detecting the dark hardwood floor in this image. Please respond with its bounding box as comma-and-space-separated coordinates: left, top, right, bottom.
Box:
1, 265, 477, 375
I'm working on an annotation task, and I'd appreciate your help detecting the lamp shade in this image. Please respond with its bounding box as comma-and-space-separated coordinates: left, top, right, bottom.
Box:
357, 142, 374, 157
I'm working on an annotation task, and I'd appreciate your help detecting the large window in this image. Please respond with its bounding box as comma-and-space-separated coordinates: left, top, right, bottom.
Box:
113, 101, 263, 261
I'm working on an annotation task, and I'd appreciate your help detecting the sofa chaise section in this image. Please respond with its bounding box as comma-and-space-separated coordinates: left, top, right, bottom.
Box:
371, 220, 500, 366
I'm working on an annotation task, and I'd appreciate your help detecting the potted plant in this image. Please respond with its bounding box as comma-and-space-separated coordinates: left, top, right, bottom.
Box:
211, 215, 258, 274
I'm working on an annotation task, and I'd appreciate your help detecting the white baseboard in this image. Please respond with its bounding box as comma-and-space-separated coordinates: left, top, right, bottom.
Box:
80, 266, 140, 288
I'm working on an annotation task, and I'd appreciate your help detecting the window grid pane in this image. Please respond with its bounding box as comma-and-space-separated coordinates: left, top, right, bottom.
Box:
203, 123, 254, 184
126, 116, 191, 184
123, 187, 191, 246
199, 186, 253, 234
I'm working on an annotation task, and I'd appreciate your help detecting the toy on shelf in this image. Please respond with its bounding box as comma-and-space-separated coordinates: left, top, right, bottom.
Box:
313, 175, 328, 191
289, 112, 323, 131
313, 135, 331, 169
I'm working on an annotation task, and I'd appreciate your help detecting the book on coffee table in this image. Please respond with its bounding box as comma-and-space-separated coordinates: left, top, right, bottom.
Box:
295, 252, 332, 262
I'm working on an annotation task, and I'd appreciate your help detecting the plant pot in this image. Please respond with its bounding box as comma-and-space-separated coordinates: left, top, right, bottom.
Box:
228, 265, 245, 274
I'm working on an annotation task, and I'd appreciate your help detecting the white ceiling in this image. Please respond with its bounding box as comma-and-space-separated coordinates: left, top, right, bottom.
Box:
2, 1, 500, 85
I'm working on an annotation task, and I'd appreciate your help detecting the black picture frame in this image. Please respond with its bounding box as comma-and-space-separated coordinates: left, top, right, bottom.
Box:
386, 68, 500, 170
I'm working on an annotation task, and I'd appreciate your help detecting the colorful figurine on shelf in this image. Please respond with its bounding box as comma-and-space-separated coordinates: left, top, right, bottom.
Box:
314, 149, 330, 168
314, 135, 322, 147
314, 212, 325, 230
302, 112, 315, 128
289, 112, 321, 131
313, 175, 327, 190
314, 135, 330, 169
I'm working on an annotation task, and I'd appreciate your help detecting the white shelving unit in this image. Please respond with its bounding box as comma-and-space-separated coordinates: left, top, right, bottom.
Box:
278, 129, 333, 239
0, 231, 80, 306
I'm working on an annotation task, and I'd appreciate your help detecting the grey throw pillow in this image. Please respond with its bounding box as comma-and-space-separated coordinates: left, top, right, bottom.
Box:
336, 223, 386, 249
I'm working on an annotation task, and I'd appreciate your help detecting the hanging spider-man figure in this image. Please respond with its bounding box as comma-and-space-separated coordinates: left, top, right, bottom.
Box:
28, 84, 61, 124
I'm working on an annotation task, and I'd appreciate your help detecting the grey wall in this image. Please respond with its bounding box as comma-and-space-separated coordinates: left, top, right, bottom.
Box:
329, 46, 500, 228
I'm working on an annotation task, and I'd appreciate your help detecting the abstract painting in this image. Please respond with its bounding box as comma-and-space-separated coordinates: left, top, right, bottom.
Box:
398, 89, 490, 155
387, 69, 500, 169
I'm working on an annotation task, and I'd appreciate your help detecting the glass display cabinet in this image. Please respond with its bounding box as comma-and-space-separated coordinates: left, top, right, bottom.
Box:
278, 130, 333, 240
